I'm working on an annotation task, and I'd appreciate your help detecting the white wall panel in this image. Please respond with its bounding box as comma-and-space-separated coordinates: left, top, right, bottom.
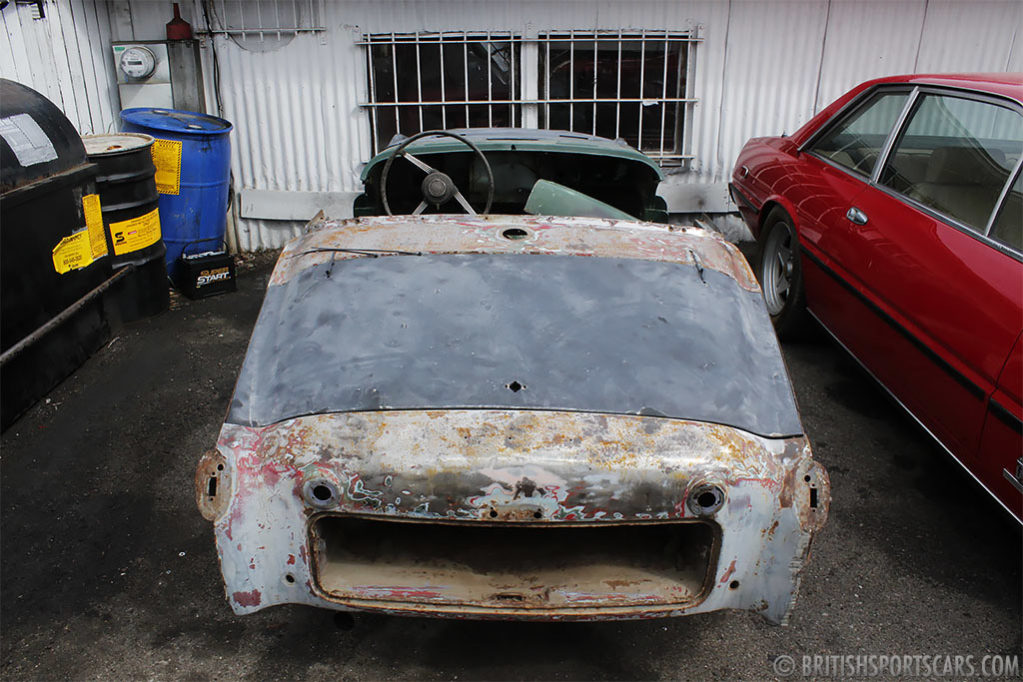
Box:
814, 0, 927, 111
710, 0, 830, 185
0, 0, 119, 135
915, 0, 1022, 73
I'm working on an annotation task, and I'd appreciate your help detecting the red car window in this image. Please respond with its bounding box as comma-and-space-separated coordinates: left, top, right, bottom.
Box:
878, 94, 1022, 232
807, 89, 910, 177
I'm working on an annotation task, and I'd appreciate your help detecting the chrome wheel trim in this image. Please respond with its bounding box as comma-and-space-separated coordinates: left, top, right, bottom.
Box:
761, 224, 794, 316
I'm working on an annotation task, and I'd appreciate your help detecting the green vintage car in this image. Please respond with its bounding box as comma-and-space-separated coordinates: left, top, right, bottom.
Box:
354, 128, 668, 221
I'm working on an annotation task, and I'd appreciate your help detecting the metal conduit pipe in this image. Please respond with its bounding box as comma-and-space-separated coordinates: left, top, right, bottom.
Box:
0, 264, 136, 368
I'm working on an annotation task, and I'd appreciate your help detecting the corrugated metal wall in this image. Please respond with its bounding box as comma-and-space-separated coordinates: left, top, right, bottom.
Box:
0, 0, 120, 135
4, 0, 1020, 250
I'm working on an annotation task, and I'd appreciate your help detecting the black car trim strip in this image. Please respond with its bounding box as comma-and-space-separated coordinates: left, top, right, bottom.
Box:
809, 308, 1021, 524
800, 245, 986, 400
990, 398, 1023, 434
729, 183, 759, 212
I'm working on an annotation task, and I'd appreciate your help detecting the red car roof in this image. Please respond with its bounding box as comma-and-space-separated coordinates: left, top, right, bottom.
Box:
860, 73, 1023, 102
792, 73, 1023, 144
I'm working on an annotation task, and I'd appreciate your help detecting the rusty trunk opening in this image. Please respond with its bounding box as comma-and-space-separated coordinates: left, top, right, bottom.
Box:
311, 516, 719, 612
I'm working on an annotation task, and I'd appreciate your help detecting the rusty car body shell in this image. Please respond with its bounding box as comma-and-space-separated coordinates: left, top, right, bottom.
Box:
198, 214, 830, 624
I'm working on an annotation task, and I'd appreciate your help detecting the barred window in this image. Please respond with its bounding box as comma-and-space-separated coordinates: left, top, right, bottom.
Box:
363, 32, 521, 152
361, 29, 698, 166
203, 1, 326, 48
538, 31, 693, 161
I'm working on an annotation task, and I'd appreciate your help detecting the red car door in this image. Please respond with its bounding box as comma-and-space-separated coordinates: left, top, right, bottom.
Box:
979, 332, 1023, 518
806, 90, 1022, 471
792, 89, 913, 341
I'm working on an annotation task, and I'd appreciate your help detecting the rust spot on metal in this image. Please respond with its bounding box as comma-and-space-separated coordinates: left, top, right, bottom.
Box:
195, 449, 230, 522
270, 215, 759, 291
232, 589, 262, 607
719, 559, 737, 584
208, 410, 827, 623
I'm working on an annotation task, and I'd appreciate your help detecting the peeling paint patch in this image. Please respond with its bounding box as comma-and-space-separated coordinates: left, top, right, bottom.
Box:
232, 589, 262, 607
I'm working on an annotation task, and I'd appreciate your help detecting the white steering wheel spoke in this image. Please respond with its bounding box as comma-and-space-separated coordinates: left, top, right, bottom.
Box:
452, 190, 477, 215
400, 151, 438, 175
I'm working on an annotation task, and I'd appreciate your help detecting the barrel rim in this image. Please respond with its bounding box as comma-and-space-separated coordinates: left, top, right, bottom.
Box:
82, 133, 155, 156
119, 107, 233, 136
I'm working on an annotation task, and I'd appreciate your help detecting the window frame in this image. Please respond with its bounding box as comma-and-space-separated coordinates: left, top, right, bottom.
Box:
358, 29, 700, 166
987, 162, 1023, 249
801, 84, 1023, 260
802, 86, 915, 179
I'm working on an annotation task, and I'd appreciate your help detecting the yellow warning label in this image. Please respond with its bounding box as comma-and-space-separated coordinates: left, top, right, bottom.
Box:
82, 193, 108, 260
110, 207, 161, 256
52, 231, 94, 274
151, 138, 182, 195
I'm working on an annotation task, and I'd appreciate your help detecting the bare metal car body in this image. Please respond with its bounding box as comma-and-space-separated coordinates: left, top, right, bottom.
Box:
197, 211, 829, 624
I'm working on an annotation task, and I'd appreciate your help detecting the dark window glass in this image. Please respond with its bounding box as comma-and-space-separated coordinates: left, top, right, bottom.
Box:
538, 33, 687, 156
879, 94, 1021, 231
808, 90, 909, 176
990, 171, 1022, 252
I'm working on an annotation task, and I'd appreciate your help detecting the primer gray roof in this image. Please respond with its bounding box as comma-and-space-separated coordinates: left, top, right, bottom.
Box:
228, 253, 802, 438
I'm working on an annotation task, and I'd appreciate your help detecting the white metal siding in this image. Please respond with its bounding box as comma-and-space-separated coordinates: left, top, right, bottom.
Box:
1, 0, 120, 135
4, 0, 1020, 250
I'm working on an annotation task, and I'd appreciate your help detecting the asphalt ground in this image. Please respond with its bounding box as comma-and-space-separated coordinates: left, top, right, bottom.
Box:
1, 249, 1020, 681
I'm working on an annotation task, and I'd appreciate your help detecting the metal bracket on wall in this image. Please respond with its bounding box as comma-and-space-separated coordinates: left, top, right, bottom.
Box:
13, 0, 43, 18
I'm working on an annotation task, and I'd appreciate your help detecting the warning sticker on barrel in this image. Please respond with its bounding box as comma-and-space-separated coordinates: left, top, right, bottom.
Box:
151, 139, 182, 195
82, 194, 108, 260
52, 231, 94, 274
110, 207, 161, 256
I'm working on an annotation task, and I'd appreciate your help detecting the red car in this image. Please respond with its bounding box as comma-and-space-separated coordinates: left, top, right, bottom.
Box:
730, 73, 1022, 521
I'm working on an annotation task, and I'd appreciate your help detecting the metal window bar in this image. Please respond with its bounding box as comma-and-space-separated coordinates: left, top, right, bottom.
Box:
568, 30, 575, 133
544, 39, 551, 130
391, 34, 400, 137
439, 36, 447, 129
203, 0, 326, 37
487, 31, 493, 127
591, 37, 598, 135
637, 35, 646, 151
659, 34, 669, 159
360, 98, 695, 105
358, 32, 700, 45
615, 29, 622, 140
463, 40, 470, 126
367, 39, 378, 152
509, 35, 516, 127
415, 33, 424, 131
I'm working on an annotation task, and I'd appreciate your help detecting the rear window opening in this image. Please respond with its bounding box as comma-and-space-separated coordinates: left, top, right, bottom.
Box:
311, 516, 718, 611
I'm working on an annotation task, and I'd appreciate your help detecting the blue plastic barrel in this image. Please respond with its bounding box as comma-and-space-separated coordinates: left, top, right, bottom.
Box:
119, 108, 232, 281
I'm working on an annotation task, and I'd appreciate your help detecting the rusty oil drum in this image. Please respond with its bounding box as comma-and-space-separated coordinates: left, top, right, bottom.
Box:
82, 133, 170, 322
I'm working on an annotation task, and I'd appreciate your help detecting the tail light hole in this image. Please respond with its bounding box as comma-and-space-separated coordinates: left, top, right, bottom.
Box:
303, 479, 340, 509
687, 483, 725, 516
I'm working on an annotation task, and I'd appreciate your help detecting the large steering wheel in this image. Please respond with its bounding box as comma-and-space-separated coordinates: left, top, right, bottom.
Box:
380, 130, 495, 216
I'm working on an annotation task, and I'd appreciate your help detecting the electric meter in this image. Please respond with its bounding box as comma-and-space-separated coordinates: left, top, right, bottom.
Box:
119, 46, 157, 80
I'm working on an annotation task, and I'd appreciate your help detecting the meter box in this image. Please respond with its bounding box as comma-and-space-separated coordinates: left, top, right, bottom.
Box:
113, 42, 172, 109
112, 41, 205, 113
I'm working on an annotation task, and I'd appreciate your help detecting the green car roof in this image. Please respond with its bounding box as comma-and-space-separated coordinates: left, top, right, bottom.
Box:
360, 128, 664, 182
